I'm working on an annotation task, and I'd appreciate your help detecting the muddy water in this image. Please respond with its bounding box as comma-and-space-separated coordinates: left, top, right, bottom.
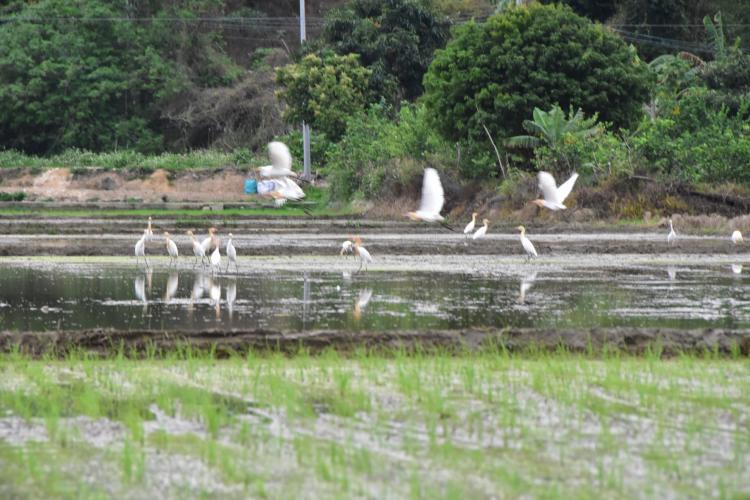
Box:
1, 260, 749, 333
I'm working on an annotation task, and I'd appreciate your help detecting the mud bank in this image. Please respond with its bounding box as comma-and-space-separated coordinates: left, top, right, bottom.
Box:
3, 327, 749, 358
1, 232, 747, 256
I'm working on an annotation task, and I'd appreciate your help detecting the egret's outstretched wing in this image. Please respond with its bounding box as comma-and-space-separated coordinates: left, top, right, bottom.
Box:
268, 141, 292, 171
537, 171, 560, 206
418, 168, 444, 215
276, 177, 305, 200
556, 173, 579, 203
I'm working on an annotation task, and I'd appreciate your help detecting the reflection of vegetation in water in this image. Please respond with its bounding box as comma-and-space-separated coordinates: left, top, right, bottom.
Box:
0, 349, 748, 498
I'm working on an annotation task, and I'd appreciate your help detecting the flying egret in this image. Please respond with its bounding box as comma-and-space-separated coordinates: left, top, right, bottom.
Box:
201, 227, 217, 255
268, 176, 305, 207
472, 219, 489, 240
164, 231, 178, 267
667, 219, 677, 245
531, 171, 579, 210
352, 236, 373, 273
187, 230, 206, 267
134, 229, 149, 268
340, 239, 354, 256
406, 168, 446, 223
517, 225, 538, 261
463, 212, 478, 238
731, 230, 743, 244
258, 141, 297, 178
225, 233, 238, 273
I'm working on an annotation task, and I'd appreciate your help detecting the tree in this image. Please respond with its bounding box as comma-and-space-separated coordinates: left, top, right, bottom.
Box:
275, 53, 373, 141
422, 3, 652, 171
318, 0, 451, 102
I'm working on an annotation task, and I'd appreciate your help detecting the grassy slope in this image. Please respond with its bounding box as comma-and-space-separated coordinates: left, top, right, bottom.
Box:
0, 350, 748, 498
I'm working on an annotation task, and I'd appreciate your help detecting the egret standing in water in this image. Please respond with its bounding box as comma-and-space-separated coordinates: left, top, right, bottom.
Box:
472, 219, 489, 240
406, 168, 446, 223
731, 230, 743, 244
463, 212, 478, 238
134, 229, 149, 268
530, 171, 579, 210
187, 230, 206, 267
201, 227, 217, 255
225, 233, 238, 273
164, 232, 178, 267
352, 236, 373, 273
145, 217, 154, 240
210, 231, 222, 275
340, 239, 354, 257
667, 219, 677, 245
517, 225, 538, 261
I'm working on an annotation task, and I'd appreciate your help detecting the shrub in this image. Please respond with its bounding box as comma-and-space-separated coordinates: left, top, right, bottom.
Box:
276, 53, 372, 141
325, 103, 451, 199
422, 3, 652, 177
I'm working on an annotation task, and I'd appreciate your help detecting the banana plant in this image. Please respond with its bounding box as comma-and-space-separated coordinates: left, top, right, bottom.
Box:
505, 105, 601, 150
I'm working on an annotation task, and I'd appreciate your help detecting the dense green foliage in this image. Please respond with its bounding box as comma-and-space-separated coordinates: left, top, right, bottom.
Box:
318, 0, 451, 102
0, 0, 249, 155
325, 103, 450, 200
276, 53, 372, 141
422, 3, 652, 174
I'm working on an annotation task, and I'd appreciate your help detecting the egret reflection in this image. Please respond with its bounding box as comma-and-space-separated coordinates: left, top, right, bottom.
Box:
518, 271, 538, 304
353, 288, 373, 322
164, 272, 178, 303
226, 279, 237, 319
134, 273, 147, 312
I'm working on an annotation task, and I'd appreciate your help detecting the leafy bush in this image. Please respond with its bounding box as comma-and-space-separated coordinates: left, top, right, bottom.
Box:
325, 103, 451, 199
276, 53, 372, 141
0, 191, 26, 202
422, 3, 652, 177
318, 0, 451, 103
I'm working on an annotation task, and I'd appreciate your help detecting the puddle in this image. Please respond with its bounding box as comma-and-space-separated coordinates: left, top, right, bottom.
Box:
1, 260, 749, 333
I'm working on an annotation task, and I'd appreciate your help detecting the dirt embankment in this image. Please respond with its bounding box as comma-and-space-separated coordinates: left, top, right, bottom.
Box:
2, 327, 748, 358
0, 167, 253, 203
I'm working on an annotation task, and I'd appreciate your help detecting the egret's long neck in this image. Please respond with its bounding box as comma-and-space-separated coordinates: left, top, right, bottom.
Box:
472, 214, 476, 222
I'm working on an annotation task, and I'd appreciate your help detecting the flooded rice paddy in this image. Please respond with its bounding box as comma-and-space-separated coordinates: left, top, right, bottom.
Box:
1, 256, 749, 333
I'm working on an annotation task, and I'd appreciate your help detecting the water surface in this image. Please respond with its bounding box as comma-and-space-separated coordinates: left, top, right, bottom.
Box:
1, 261, 749, 333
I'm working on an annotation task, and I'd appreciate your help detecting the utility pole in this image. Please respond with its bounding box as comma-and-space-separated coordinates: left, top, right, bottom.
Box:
300, 0, 312, 181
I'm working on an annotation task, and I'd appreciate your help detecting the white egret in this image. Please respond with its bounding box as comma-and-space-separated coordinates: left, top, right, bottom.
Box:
134, 229, 149, 268
268, 176, 305, 207
731, 230, 743, 244
732, 264, 743, 275
517, 225, 538, 261
406, 168, 445, 222
226, 233, 238, 273
531, 171, 579, 210
472, 219, 489, 240
146, 216, 154, 240
187, 230, 206, 267
164, 272, 178, 303
210, 241, 222, 275
667, 219, 677, 245
352, 236, 373, 273
164, 231, 178, 267
463, 212, 478, 237
258, 141, 297, 178
201, 227, 217, 254
340, 239, 354, 256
